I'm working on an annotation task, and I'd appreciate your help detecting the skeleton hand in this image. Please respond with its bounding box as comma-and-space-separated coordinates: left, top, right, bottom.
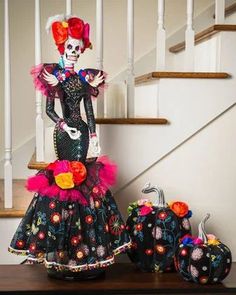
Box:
90, 135, 101, 156
62, 123, 81, 140
43, 69, 59, 86
86, 71, 104, 88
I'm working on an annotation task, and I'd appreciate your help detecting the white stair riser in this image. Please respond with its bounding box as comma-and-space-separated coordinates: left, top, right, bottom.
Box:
135, 82, 159, 117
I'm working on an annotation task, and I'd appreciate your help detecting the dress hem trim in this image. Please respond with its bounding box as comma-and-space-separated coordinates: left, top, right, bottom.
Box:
8, 241, 131, 272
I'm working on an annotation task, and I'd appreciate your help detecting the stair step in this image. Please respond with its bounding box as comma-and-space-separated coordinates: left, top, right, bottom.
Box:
169, 24, 236, 53
28, 152, 47, 170
135, 71, 231, 85
95, 118, 168, 124
0, 179, 32, 218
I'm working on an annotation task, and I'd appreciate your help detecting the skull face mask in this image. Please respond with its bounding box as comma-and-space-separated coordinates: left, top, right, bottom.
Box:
63, 37, 84, 66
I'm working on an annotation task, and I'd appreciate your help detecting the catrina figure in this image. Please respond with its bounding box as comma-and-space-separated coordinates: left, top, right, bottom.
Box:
8, 15, 131, 280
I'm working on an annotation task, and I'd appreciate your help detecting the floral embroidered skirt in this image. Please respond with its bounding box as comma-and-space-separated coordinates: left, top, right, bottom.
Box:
9, 191, 130, 272
8, 158, 131, 272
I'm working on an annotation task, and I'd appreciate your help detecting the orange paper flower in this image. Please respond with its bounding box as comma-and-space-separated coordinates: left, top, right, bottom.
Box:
169, 201, 189, 218
70, 161, 87, 185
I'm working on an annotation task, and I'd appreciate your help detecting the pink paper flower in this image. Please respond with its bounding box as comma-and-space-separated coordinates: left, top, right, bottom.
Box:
140, 205, 153, 216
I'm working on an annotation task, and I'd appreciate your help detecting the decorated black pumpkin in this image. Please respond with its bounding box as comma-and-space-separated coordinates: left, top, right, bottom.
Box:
126, 183, 192, 272
175, 213, 232, 284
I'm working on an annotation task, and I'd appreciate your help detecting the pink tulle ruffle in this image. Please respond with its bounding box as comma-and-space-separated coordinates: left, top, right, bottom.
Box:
30, 64, 48, 96
26, 156, 117, 205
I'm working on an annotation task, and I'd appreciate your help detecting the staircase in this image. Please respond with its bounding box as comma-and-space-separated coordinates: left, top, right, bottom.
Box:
1, 0, 236, 265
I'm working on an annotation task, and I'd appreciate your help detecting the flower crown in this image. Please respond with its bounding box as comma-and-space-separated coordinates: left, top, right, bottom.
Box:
46, 14, 92, 55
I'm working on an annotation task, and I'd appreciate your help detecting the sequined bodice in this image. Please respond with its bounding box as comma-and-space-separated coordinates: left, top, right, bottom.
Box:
45, 65, 96, 135
60, 75, 86, 121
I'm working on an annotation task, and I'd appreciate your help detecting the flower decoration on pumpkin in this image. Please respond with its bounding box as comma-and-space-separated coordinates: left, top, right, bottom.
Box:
140, 205, 153, 216
168, 201, 190, 218
180, 234, 204, 246
47, 160, 87, 189
127, 199, 153, 216
207, 234, 220, 246
47, 15, 92, 54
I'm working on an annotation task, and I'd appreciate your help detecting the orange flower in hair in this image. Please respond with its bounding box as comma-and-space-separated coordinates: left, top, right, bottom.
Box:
52, 22, 68, 45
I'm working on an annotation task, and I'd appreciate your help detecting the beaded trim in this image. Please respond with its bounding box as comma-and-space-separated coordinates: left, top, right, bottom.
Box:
8, 241, 131, 272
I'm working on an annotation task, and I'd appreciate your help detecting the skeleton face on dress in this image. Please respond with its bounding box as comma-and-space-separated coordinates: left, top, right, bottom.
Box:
63, 37, 84, 66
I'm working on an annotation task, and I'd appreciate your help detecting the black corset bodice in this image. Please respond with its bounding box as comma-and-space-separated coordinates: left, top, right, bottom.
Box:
60, 75, 86, 121
45, 73, 96, 135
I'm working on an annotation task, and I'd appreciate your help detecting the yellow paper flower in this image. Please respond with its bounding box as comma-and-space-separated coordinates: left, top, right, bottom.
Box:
55, 172, 74, 189
61, 21, 68, 28
207, 239, 220, 246
144, 201, 153, 207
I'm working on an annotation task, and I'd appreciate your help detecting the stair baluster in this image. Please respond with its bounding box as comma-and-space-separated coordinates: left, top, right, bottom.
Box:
215, 0, 225, 24
127, 0, 135, 117
96, 0, 104, 118
35, 0, 44, 162
66, 0, 71, 15
156, 0, 166, 71
4, 0, 12, 209
185, 0, 195, 71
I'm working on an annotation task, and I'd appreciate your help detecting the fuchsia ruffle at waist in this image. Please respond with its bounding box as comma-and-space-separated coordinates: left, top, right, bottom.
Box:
26, 156, 117, 205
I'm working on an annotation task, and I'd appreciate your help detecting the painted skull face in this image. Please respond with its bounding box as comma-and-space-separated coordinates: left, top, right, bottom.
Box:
63, 37, 84, 65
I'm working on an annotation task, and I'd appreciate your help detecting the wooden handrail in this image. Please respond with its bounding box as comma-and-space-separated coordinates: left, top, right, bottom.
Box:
169, 24, 236, 53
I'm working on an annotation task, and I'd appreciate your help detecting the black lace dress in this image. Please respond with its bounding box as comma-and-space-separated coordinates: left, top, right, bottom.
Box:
9, 63, 131, 279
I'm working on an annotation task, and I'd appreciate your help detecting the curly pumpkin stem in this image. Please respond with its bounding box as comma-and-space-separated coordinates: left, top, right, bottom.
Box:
142, 182, 166, 208
198, 213, 210, 243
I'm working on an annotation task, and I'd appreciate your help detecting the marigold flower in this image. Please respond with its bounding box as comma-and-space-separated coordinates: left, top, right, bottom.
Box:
55, 172, 74, 189
70, 161, 87, 185
169, 201, 189, 218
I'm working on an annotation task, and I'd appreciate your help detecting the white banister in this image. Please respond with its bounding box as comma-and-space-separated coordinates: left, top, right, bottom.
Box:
66, 0, 72, 15
156, 0, 166, 71
35, 0, 44, 161
4, 0, 12, 209
215, 0, 225, 24
185, 0, 195, 71
96, 0, 104, 118
127, 0, 134, 117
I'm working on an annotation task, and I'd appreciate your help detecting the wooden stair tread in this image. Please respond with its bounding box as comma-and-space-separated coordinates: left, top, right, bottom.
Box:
169, 24, 236, 53
135, 71, 230, 84
95, 118, 168, 124
28, 152, 48, 170
0, 179, 32, 218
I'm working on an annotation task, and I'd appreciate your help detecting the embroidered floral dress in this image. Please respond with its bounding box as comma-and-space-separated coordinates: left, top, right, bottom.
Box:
9, 63, 131, 273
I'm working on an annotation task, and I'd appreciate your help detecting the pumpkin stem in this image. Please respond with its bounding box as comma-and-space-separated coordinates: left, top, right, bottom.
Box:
142, 182, 166, 208
198, 213, 210, 243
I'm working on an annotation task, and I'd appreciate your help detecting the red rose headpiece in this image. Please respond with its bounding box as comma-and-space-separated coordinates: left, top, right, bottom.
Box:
47, 15, 92, 55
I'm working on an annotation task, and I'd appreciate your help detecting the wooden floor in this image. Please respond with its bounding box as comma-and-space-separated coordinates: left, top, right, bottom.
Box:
0, 179, 32, 218
0, 263, 235, 294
